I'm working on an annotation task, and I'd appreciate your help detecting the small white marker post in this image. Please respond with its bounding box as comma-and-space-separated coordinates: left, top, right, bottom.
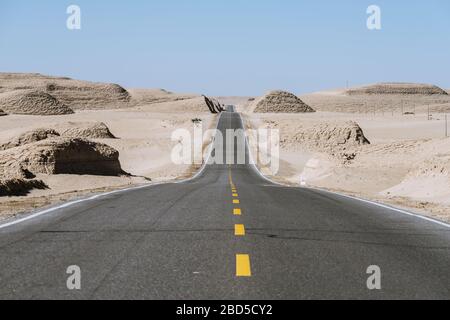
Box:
446, 114, 448, 138
300, 176, 307, 187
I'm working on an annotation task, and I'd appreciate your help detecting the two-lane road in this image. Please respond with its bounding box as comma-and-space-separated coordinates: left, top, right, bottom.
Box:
0, 109, 449, 299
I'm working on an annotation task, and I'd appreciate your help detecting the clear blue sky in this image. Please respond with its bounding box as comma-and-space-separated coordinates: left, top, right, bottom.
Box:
1, 0, 449, 96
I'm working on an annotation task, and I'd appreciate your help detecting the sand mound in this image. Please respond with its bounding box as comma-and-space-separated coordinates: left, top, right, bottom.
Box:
252, 90, 315, 113
0, 73, 131, 110
291, 121, 369, 150
0, 129, 60, 151
46, 82, 131, 109
0, 109, 6, 116
0, 138, 125, 177
269, 120, 370, 154
0, 179, 48, 197
0, 90, 74, 115
0, 123, 115, 151
347, 83, 448, 95
58, 122, 116, 139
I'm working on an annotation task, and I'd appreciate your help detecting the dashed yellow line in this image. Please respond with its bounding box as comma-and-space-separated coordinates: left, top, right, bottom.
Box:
229, 169, 252, 277
235, 224, 246, 236
236, 254, 252, 277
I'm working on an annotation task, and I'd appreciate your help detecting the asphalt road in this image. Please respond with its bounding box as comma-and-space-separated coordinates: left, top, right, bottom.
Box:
0, 108, 449, 300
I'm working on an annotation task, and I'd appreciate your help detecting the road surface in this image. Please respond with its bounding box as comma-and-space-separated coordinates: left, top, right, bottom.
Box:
0, 108, 449, 300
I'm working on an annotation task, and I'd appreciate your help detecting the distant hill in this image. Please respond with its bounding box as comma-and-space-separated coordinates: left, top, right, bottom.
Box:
0, 73, 223, 114
301, 83, 450, 114
0, 73, 131, 110
346, 83, 448, 96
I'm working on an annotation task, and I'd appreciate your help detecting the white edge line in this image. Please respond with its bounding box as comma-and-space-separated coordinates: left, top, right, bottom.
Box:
312, 187, 450, 229
238, 113, 450, 229
239, 113, 284, 186
0, 113, 225, 230
0, 183, 160, 230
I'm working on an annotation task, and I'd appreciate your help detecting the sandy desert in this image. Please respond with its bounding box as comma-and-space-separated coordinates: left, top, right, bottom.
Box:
0, 73, 221, 220
241, 85, 450, 223
1, 73, 450, 224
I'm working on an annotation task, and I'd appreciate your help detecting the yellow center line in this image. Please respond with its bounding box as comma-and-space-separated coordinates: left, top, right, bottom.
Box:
229, 168, 252, 277
236, 254, 252, 277
235, 224, 246, 236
